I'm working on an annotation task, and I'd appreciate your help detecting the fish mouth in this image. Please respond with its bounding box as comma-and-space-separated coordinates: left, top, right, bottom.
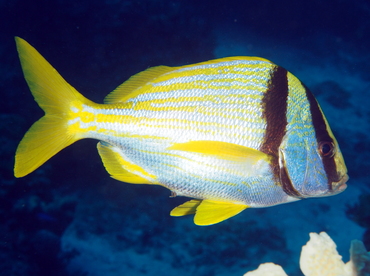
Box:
331, 174, 349, 194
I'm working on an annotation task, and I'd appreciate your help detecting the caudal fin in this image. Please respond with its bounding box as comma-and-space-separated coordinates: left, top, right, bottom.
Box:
14, 37, 94, 178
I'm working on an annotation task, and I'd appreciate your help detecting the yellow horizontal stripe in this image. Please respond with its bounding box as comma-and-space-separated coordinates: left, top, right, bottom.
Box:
148, 79, 268, 95
133, 92, 264, 107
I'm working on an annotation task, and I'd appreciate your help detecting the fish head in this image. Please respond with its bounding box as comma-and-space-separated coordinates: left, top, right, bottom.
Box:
279, 112, 348, 198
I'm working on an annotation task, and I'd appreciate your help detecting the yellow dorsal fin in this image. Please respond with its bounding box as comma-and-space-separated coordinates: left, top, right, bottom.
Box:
168, 140, 271, 164
182, 56, 272, 68
104, 65, 174, 104
170, 199, 202, 216
97, 142, 156, 184
194, 200, 248, 226
104, 56, 272, 105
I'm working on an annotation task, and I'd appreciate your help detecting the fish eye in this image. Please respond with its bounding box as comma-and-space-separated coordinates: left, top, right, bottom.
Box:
318, 141, 335, 158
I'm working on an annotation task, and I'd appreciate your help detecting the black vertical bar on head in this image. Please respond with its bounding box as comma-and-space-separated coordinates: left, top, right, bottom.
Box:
304, 85, 338, 190
260, 66, 301, 197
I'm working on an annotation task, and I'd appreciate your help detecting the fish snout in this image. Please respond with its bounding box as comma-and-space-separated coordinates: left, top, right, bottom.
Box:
331, 174, 349, 194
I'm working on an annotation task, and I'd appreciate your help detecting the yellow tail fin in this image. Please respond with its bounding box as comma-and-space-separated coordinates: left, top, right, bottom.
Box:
14, 37, 94, 178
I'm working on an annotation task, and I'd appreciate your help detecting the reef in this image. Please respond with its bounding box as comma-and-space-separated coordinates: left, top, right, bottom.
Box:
244, 232, 370, 276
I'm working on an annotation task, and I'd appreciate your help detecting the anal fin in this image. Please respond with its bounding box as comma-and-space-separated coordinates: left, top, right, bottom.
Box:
97, 142, 156, 184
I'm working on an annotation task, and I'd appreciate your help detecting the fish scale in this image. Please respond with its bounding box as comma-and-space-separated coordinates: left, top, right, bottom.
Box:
13, 37, 348, 225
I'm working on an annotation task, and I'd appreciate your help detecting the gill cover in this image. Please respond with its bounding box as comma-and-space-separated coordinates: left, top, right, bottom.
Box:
279, 87, 348, 198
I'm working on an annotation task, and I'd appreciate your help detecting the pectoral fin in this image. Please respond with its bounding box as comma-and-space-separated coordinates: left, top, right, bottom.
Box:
97, 142, 156, 184
170, 199, 248, 226
168, 140, 270, 164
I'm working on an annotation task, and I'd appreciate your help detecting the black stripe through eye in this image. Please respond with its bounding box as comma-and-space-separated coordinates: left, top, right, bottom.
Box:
304, 85, 338, 189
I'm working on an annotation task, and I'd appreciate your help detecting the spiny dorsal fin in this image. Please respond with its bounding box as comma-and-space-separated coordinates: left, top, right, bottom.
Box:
182, 56, 272, 68
104, 65, 174, 104
104, 56, 273, 104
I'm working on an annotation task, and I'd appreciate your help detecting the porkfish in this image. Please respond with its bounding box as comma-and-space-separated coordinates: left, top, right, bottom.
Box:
13, 37, 348, 225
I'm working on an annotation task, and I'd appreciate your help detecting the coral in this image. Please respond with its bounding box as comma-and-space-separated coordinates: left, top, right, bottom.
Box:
300, 232, 353, 276
351, 240, 370, 276
244, 232, 370, 276
244, 263, 288, 276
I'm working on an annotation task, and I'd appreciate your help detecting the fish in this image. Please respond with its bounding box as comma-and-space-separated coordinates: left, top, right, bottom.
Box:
13, 37, 348, 226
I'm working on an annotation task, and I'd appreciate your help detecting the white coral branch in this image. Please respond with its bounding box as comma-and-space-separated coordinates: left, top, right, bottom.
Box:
244, 232, 370, 276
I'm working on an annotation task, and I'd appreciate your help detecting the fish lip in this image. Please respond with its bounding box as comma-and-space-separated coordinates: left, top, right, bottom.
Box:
331, 174, 349, 193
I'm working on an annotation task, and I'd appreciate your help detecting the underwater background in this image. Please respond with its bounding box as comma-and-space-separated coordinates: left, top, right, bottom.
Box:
1, 0, 370, 275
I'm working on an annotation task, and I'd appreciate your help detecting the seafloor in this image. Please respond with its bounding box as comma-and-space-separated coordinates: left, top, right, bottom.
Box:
1, 1, 369, 275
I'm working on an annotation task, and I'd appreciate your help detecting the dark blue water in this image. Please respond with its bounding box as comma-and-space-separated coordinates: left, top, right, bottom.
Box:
1, 1, 369, 275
